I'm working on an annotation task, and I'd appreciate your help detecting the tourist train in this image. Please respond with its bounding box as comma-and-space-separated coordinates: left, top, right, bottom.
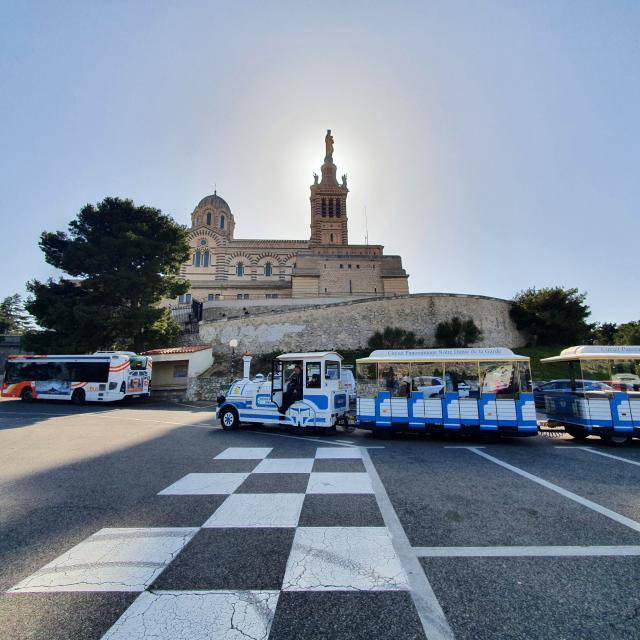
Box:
537, 345, 640, 446
354, 348, 537, 436
215, 347, 538, 438
216, 352, 349, 434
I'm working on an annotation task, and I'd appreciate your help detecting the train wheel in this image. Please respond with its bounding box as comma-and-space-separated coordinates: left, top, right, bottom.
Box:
220, 407, 240, 430
565, 426, 588, 441
72, 389, 86, 405
291, 423, 316, 435
602, 433, 631, 447
20, 387, 33, 402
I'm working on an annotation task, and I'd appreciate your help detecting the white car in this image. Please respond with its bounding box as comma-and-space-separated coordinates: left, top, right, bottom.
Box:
416, 376, 445, 398
341, 367, 356, 401
611, 373, 640, 391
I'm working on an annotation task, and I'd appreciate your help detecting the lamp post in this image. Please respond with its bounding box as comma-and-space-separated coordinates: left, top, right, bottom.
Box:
229, 339, 239, 380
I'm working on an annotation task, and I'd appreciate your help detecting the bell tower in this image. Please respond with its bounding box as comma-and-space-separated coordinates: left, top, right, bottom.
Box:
309, 129, 349, 245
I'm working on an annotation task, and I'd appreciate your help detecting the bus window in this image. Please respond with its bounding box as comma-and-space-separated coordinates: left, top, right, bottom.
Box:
444, 361, 480, 397
380, 363, 410, 397
609, 359, 640, 393
72, 362, 109, 382
515, 361, 533, 393
129, 357, 148, 370
580, 359, 611, 389
410, 362, 445, 398
479, 361, 521, 396
356, 362, 378, 397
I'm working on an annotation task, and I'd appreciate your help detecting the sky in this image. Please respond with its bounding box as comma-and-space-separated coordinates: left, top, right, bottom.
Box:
1, 0, 638, 323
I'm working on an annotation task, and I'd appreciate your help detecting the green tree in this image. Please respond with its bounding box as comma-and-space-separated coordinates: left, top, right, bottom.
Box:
24, 197, 191, 353
0, 294, 35, 334
435, 317, 483, 348
614, 321, 640, 345
510, 287, 592, 346
367, 326, 425, 350
591, 322, 618, 345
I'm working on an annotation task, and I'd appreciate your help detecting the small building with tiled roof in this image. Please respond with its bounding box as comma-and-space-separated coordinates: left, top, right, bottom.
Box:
141, 345, 213, 393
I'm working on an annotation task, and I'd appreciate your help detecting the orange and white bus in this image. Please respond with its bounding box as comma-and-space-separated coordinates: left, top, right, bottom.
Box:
1, 352, 152, 404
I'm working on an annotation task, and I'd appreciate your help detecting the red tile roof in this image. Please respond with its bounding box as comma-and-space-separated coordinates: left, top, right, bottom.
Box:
142, 345, 211, 355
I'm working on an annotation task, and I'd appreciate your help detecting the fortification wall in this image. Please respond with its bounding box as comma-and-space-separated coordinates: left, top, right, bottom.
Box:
197, 293, 526, 355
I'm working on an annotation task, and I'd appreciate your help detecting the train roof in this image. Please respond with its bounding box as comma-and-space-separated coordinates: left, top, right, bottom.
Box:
541, 345, 640, 363
357, 347, 529, 363
276, 352, 343, 361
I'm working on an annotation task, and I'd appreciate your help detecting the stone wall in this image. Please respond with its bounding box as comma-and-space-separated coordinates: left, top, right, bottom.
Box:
201, 296, 361, 322
197, 293, 526, 356
186, 375, 232, 402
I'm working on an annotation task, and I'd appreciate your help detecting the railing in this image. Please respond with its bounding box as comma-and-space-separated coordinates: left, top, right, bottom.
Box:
169, 300, 203, 334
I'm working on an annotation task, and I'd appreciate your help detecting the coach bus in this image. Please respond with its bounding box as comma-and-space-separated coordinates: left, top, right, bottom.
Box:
1, 352, 152, 404
538, 345, 640, 446
355, 348, 537, 438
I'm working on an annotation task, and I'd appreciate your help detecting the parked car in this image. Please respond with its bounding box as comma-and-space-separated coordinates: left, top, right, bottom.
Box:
611, 373, 640, 391
533, 379, 613, 410
415, 376, 445, 398
341, 367, 356, 402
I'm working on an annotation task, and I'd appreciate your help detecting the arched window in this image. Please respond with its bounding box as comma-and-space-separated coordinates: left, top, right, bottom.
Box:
330, 233, 334, 243
336, 199, 341, 217
329, 199, 335, 217
206, 212, 212, 225
265, 262, 272, 277
321, 198, 327, 217
236, 262, 244, 277
203, 250, 210, 267
220, 214, 225, 230
194, 251, 201, 267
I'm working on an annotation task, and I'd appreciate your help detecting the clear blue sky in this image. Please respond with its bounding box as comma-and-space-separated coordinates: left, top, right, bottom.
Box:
1, 1, 638, 323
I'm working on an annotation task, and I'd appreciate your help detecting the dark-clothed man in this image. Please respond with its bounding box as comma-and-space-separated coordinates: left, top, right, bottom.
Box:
279, 364, 303, 414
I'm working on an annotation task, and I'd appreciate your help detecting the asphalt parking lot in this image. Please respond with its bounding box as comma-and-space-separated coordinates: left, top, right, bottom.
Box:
1, 399, 639, 639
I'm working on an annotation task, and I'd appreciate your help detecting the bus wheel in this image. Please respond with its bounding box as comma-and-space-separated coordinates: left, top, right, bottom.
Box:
602, 433, 631, 447
565, 426, 588, 441
220, 407, 239, 430
20, 387, 33, 402
72, 389, 86, 405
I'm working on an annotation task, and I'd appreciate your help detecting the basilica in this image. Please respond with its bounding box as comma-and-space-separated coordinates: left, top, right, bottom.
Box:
179, 131, 409, 302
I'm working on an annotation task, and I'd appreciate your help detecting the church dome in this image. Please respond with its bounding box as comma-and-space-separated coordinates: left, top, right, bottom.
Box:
197, 193, 231, 211
191, 191, 235, 239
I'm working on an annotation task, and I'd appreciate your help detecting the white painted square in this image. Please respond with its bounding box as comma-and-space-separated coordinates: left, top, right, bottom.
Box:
214, 447, 273, 460
8, 528, 197, 592
202, 493, 304, 528
158, 473, 249, 495
315, 447, 362, 459
283, 527, 408, 591
252, 458, 314, 474
306, 472, 373, 494
102, 590, 280, 640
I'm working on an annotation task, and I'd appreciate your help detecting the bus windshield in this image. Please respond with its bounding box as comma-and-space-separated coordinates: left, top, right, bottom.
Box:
129, 356, 148, 370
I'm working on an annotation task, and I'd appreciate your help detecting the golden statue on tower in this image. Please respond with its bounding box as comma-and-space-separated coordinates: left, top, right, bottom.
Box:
325, 129, 334, 159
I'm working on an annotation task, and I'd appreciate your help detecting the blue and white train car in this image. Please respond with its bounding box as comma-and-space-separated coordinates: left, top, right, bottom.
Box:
538, 345, 640, 446
216, 352, 349, 434
355, 348, 537, 438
